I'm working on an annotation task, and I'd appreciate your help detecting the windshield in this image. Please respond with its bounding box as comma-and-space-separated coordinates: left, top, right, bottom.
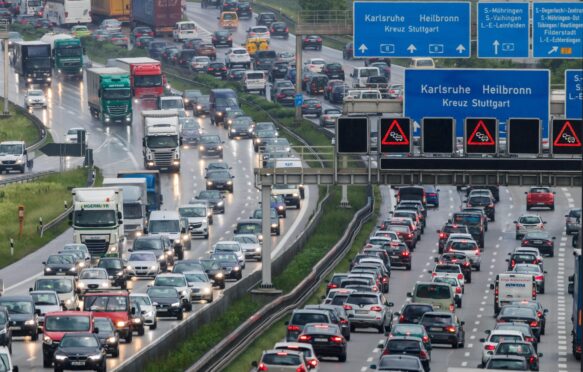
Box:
291, 312, 328, 325
388, 340, 421, 352
130, 296, 151, 306
0, 144, 23, 155
198, 191, 220, 200
453, 214, 481, 226
421, 314, 453, 326
80, 270, 108, 280
346, 295, 378, 305
32, 293, 58, 306
519, 216, 541, 224
45, 316, 90, 332
57, 47, 82, 57
262, 353, 301, 366
35, 279, 73, 293
214, 243, 239, 252
47, 255, 73, 264
94, 318, 114, 332
416, 284, 451, 299
160, 99, 184, 110
490, 335, 522, 343
84, 296, 128, 312
496, 343, 532, 356
73, 210, 116, 228
450, 241, 478, 251
0, 301, 33, 314
146, 136, 179, 149
201, 136, 220, 144
236, 223, 260, 234
488, 359, 525, 369
103, 88, 131, 100
149, 219, 179, 233
134, 75, 162, 88
61, 335, 99, 348
211, 253, 238, 262
147, 288, 177, 298
128, 252, 156, 262
184, 272, 207, 282
123, 203, 142, 219
179, 207, 206, 218
155, 276, 187, 287
134, 239, 163, 250
25, 59, 50, 69
98, 259, 122, 269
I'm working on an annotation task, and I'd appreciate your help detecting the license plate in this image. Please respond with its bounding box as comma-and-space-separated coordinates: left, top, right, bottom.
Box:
71, 361, 85, 366
390, 255, 399, 259
430, 327, 442, 332
533, 240, 542, 244
10, 326, 20, 331
356, 310, 369, 314
314, 338, 328, 342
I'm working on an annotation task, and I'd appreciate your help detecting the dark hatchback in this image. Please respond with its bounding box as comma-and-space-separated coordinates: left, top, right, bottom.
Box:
176, 49, 197, 65
94, 317, 119, 357
194, 190, 225, 214
237, 1, 253, 18
420, 311, 465, 348
437, 224, 469, 253
492, 341, 540, 371
148, 41, 168, 59
228, 117, 254, 139
193, 95, 210, 116
96, 257, 128, 289
52, 334, 107, 372
330, 84, 348, 104
146, 286, 184, 320
396, 303, 434, 324
378, 336, 431, 372
302, 35, 322, 50
197, 259, 226, 288
206, 62, 228, 79
522, 231, 555, 257
297, 323, 347, 362
496, 306, 542, 340
322, 63, 344, 80
0, 307, 11, 352
435, 252, 472, 282
269, 62, 289, 82
270, 21, 289, 38
301, 98, 322, 117
198, 135, 224, 158
466, 195, 495, 221
274, 87, 295, 107
386, 241, 411, 270
43, 254, 78, 276
212, 30, 232, 47
210, 253, 242, 280
205, 169, 235, 193
424, 186, 440, 207
0, 296, 38, 340
342, 42, 353, 60
306, 74, 329, 96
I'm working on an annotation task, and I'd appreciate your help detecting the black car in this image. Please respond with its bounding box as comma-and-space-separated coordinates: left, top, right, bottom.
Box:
270, 21, 289, 39
0, 307, 11, 353
237, 1, 253, 18
43, 254, 78, 276
130, 26, 153, 43
212, 30, 232, 47
205, 169, 235, 193
256, 12, 277, 27
420, 312, 464, 348
229, 117, 254, 139
53, 334, 107, 372
131, 236, 173, 271
147, 41, 168, 60
198, 135, 224, 158
464, 185, 500, 202
483, 355, 529, 370
227, 68, 245, 81
146, 286, 185, 320
220, 0, 238, 11
269, 62, 289, 82
250, 208, 280, 235
306, 74, 328, 96
96, 257, 128, 289
379, 336, 431, 371
201, 0, 221, 8
492, 323, 539, 350
94, 317, 119, 357
297, 323, 347, 362
466, 195, 495, 221
370, 355, 424, 372
182, 89, 202, 109
396, 303, 434, 324
322, 63, 344, 80
161, 46, 180, 62
176, 49, 197, 66
497, 306, 542, 340
183, 38, 204, 50
342, 42, 353, 60
253, 129, 278, 152
522, 231, 555, 257
330, 84, 348, 104
273, 87, 295, 107
507, 252, 538, 271
206, 62, 228, 79
386, 241, 411, 270
210, 253, 242, 280
196, 259, 226, 289
302, 35, 322, 50
254, 50, 278, 71
303, 304, 351, 341
509, 300, 548, 336
493, 341, 540, 371
194, 190, 225, 214
192, 95, 210, 117
301, 98, 322, 117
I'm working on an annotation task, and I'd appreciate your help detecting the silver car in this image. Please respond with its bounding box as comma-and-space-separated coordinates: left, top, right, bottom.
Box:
233, 234, 262, 261
183, 271, 214, 302
211, 241, 245, 268
446, 239, 481, 270
343, 292, 393, 333
153, 273, 193, 311
130, 293, 157, 330
126, 251, 160, 278
30, 290, 61, 330
514, 215, 545, 240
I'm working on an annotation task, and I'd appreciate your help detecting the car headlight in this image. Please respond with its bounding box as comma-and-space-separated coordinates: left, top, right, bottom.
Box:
43, 336, 53, 344
77, 282, 85, 288
255, 139, 261, 143
199, 146, 205, 151
117, 271, 124, 276
292, 193, 299, 197
45, 267, 52, 272
271, 223, 277, 228
69, 267, 76, 272
116, 321, 126, 328
102, 282, 109, 288
78, 262, 85, 268
151, 265, 157, 270
88, 354, 103, 361
207, 181, 213, 186
217, 112, 223, 116
171, 302, 181, 307
107, 336, 117, 344
202, 287, 211, 294
255, 247, 261, 252
217, 145, 223, 150
159, 254, 165, 260
215, 272, 224, 278
175, 239, 180, 244
278, 206, 284, 210
54, 354, 67, 361
184, 98, 189, 103
152, 302, 159, 306
0, 328, 6, 335
197, 105, 202, 110
181, 290, 188, 297
233, 266, 240, 271
65, 299, 73, 305
126, 266, 132, 271
25, 319, 35, 326
132, 318, 142, 323
227, 180, 232, 185
231, 129, 236, 132
217, 201, 224, 207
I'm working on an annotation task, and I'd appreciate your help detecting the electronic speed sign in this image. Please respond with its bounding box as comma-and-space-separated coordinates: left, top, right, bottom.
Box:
422, 118, 455, 154
464, 118, 497, 154
508, 118, 541, 155
336, 117, 369, 154
379, 118, 411, 154
552, 119, 582, 155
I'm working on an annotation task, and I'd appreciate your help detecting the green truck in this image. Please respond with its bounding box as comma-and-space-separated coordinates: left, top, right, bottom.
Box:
86, 67, 133, 125
40, 33, 84, 78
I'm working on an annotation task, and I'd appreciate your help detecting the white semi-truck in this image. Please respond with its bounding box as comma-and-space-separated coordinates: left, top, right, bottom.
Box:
141, 110, 181, 172
70, 187, 124, 258
102, 178, 147, 239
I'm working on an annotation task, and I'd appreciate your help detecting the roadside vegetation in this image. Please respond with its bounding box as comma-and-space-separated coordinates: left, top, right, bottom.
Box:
0, 99, 41, 145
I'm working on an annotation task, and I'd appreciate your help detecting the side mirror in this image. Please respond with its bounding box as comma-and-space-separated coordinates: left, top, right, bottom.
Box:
29, 288, 33, 293
251, 361, 258, 368
93, 327, 99, 334
320, 295, 325, 300
284, 321, 289, 325
524, 191, 528, 194
68, 213, 73, 225
552, 236, 556, 240
35, 309, 41, 316
544, 271, 548, 274
436, 230, 441, 233
426, 270, 432, 274
42, 262, 46, 265
477, 364, 484, 368
479, 338, 486, 342
505, 259, 509, 262
377, 340, 384, 349
131, 307, 136, 315
406, 292, 412, 297
12, 367, 18, 372
489, 283, 494, 290
387, 302, 394, 307
143, 228, 148, 234
181, 227, 186, 234
538, 352, 543, 357
543, 221, 547, 224
513, 221, 518, 224
485, 330, 491, 334
461, 321, 465, 325
434, 257, 439, 262
370, 365, 377, 370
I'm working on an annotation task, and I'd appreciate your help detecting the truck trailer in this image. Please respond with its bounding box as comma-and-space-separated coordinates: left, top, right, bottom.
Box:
130, 0, 182, 36
110, 57, 166, 99
569, 253, 583, 359
117, 170, 162, 213
91, 0, 131, 24
142, 110, 181, 172
102, 178, 147, 239
86, 67, 133, 124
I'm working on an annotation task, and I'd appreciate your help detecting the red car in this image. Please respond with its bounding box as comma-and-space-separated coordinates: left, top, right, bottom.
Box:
526, 187, 555, 210
42, 311, 96, 368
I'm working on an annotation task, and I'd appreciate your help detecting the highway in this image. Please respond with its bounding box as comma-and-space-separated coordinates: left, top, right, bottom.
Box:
183, 4, 581, 372
0, 22, 319, 371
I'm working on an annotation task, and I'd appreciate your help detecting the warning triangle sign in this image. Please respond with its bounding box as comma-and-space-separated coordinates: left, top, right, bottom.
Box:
467, 120, 495, 145
382, 120, 410, 145
554, 120, 581, 147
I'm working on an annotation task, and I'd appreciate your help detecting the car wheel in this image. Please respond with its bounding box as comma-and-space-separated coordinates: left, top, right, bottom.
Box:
276, 230, 280, 236
43, 356, 51, 368
377, 324, 384, 334
452, 341, 458, 349
350, 324, 355, 332
177, 311, 184, 321
208, 295, 214, 303
125, 332, 132, 343
406, 264, 411, 271
515, 234, 520, 240
339, 353, 347, 362
32, 329, 39, 341
112, 348, 119, 358
149, 321, 157, 330
540, 285, 545, 294
54, 367, 63, 372
138, 326, 145, 336
219, 282, 225, 289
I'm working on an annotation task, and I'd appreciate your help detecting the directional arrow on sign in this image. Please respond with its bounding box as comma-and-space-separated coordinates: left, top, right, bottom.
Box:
358, 44, 368, 54
493, 40, 500, 55
456, 44, 466, 54
548, 46, 558, 55
407, 44, 417, 54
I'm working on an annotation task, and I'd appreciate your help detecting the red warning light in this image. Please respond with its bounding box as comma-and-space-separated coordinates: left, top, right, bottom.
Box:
467, 120, 495, 145
553, 120, 581, 147
381, 119, 410, 145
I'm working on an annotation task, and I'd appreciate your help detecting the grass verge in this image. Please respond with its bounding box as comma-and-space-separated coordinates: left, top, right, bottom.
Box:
0, 167, 94, 269
80, 38, 147, 65
0, 99, 41, 145
224, 185, 380, 371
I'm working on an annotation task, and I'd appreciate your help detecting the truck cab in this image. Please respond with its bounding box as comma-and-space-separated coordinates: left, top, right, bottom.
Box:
86, 67, 133, 124
0, 141, 27, 174
117, 171, 162, 214
141, 110, 181, 172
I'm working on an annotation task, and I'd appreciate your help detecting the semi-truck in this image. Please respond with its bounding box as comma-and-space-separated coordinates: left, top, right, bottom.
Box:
70, 187, 124, 258
141, 110, 181, 172
110, 58, 166, 99
40, 33, 84, 78
102, 178, 147, 239
569, 253, 583, 360
91, 0, 131, 24
117, 170, 162, 213
12, 41, 52, 85
86, 67, 133, 124
130, 0, 182, 36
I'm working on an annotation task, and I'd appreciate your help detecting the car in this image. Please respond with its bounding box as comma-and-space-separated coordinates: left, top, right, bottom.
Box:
277, 51, 295, 64
92, 29, 111, 42
507, 252, 538, 271
482, 355, 529, 370
378, 336, 431, 371
129, 293, 157, 330
297, 323, 347, 362
30, 290, 60, 331
146, 286, 185, 320
494, 341, 541, 370
206, 61, 228, 79
388, 225, 416, 250
153, 273, 193, 310
343, 292, 393, 333
227, 68, 246, 81
14, 15, 36, 25
565, 208, 581, 235
210, 253, 243, 280
43, 254, 78, 276
321, 62, 344, 81
318, 108, 341, 127
189, 55, 210, 72
396, 302, 435, 325
520, 230, 555, 256
134, 35, 154, 48
247, 25, 270, 40
513, 247, 544, 270
198, 135, 224, 158
237, 0, 253, 18
480, 329, 525, 365
302, 35, 322, 50
212, 241, 245, 267
76, 268, 111, 295
322, 288, 354, 306
269, 61, 291, 82
273, 342, 319, 370
256, 12, 277, 26
303, 304, 351, 341
93, 317, 119, 357
220, 0, 238, 11
462, 207, 489, 231
508, 300, 548, 336
211, 29, 232, 48
52, 333, 106, 372
0, 296, 38, 340
233, 234, 262, 261
252, 349, 311, 372
330, 84, 348, 104
390, 323, 432, 352
514, 214, 545, 240
369, 355, 425, 371
228, 116, 254, 139
96, 257, 128, 289
71, 25, 91, 38
305, 73, 328, 96
132, 235, 173, 271
304, 58, 326, 73
420, 311, 465, 348
126, 251, 160, 278
64, 127, 84, 143
466, 194, 495, 221
445, 239, 481, 271
201, 0, 221, 7
497, 306, 542, 340
100, 18, 122, 32
526, 186, 555, 210
205, 169, 235, 192
194, 190, 225, 214
61, 244, 91, 263
272, 87, 295, 107
130, 26, 153, 42
430, 263, 466, 286
194, 259, 226, 289
270, 79, 294, 97
253, 128, 278, 152
6, 32, 23, 50
342, 42, 354, 60
512, 264, 547, 294
225, 47, 251, 69
250, 208, 280, 235
432, 276, 463, 308
435, 252, 472, 282
324, 79, 344, 100
24, 88, 47, 109
301, 98, 322, 117
108, 32, 129, 48
387, 83, 404, 99
195, 42, 217, 60
492, 323, 538, 350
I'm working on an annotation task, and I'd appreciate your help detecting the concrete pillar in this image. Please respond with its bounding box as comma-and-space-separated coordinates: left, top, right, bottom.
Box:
340, 156, 351, 207
3, 39, 8, 115
260, 184, 273, 288
295, 35, 303, 122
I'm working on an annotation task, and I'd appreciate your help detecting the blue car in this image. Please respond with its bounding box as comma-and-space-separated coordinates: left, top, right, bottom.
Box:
424, 185, 440, 207
270, 195, 287, 218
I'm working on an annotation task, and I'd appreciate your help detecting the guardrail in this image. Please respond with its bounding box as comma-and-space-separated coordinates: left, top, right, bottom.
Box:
189, 189, 374, 371
0, 170, 56, 187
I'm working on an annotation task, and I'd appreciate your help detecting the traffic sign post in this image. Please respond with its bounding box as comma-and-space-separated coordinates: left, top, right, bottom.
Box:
336, 117, 369, 154
477, 2, 529, 58
294, 94, 303, 108
533, 2, 583, 59
379, 118, 411, 154
353, 1, 470, 58
566, 70, 583, 119
507, 118, 541, 155
421, 118, 455, 154
404, 69, 550, 137
551, 119, 582, 155
464, 118, 498, 154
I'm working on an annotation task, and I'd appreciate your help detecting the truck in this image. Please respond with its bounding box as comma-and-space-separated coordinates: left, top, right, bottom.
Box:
117, 170, 162, 214
102, 178, 147, 239
130, 0, 182, 36
70, 187, 124, 259
11, 41, 52, 85
110, 58, 166, 99
0, 141, 28, 174
40, 33, 84, 78
569, 253, 583, 360
90, 0, 131, 24
489, 273, 536, 315
141, 110, 181, 172
86, 67, 133, 124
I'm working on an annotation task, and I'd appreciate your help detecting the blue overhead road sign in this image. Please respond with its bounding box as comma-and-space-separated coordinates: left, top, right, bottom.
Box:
477, 2, 529, 58
533, 2, 583, 59
404, 69, 550, 137
353, 1, 470, 58
566, 70, 583, 119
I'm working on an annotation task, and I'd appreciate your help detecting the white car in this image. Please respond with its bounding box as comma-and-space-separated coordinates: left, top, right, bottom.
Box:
61, 243, 91, 262
247, 26, 270, 40
304, 58, 326, 73
30, 290, 61, 330
183, 270, 213, 302
274, 342, 320, 371
480, 330, 525, 365
322, 288, 355, 305
153, 273, 193, 310
233, 234, 262, 261
100, 19, 122, 32
77, 268, 110, 294
430, 263, 465, 286
370, 230, 400, 241
65, 128, 85, 143
130, 293, 157, 330
366, 236, 393, 248
190, 56, 211, 72
446, 239, 481, 270
24, 89, 47, 109
0, 346, 16, 372
33, 276, 79, 310
126, 251, 160, 278
211, 241, 245, 268
225, 47, 251, 69
178, 204, 209, 239
514, 214, 545, 239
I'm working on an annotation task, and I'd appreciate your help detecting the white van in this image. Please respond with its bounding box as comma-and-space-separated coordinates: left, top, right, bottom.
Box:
346, 89, 382, 100
173, 21, 198, 42
243, 70, 267, 95
409, 58, 435, 69
490, 273, 536, 315
351, 67, 380, 88
147, 210, 191, 256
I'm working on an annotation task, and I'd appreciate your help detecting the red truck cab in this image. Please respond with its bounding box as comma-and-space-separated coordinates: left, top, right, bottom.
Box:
526, 187, 555, 210
111, 57, 168, 99
42, 311, 96, 368
82, 290, 135, 343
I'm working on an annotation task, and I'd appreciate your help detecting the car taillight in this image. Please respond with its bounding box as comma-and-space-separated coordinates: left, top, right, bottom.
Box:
488, 203, 494, 208
339, 319, 349, 324
449, 304, 455, 312
258, 362, 269, 371
308, 359, 318, 368
343, 304, 352, 310
545, 241, 553, 246
535, 275, 544, 281
212, 37, 217, 41
317, 38, 322, 42
402, 251, 410, 257
149, 32, 154, 36
446, 326, 456, 333
399, 315, 405, 322
406, 233, 413, 239
457, 273, 464, 280
370, 306, 383, 312
532, 288, 537, 298
65, 11, 68, 17
537, 311, 542, 318
485, 344, 496, 351
302, 104, 308, 108
373, 286, 379, 292
285, 28, 289, 32
456, 287, 462, 294
431, 272, 437, 277
422, 335, 429, 343
382, 277, 388, 283
207, 67, 213, 71
530, 321, 538, 327
287, 325, 300, 332
528, 356, 536, 365
516, 224, 523, 230
511, 260, 516, 267
382, 347, 390, 355
228, 36, 232, 40
315, 104, 321, 108
525, 336, 535, 343
296, 366, 307, 372
330, 336, 344, 343
327, 283, 337, 289
221, 67, 227, 70
420, 350, 429, 359
463, 262, 470, 267
523, 240, 530, 245
298, 334, 311, 342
